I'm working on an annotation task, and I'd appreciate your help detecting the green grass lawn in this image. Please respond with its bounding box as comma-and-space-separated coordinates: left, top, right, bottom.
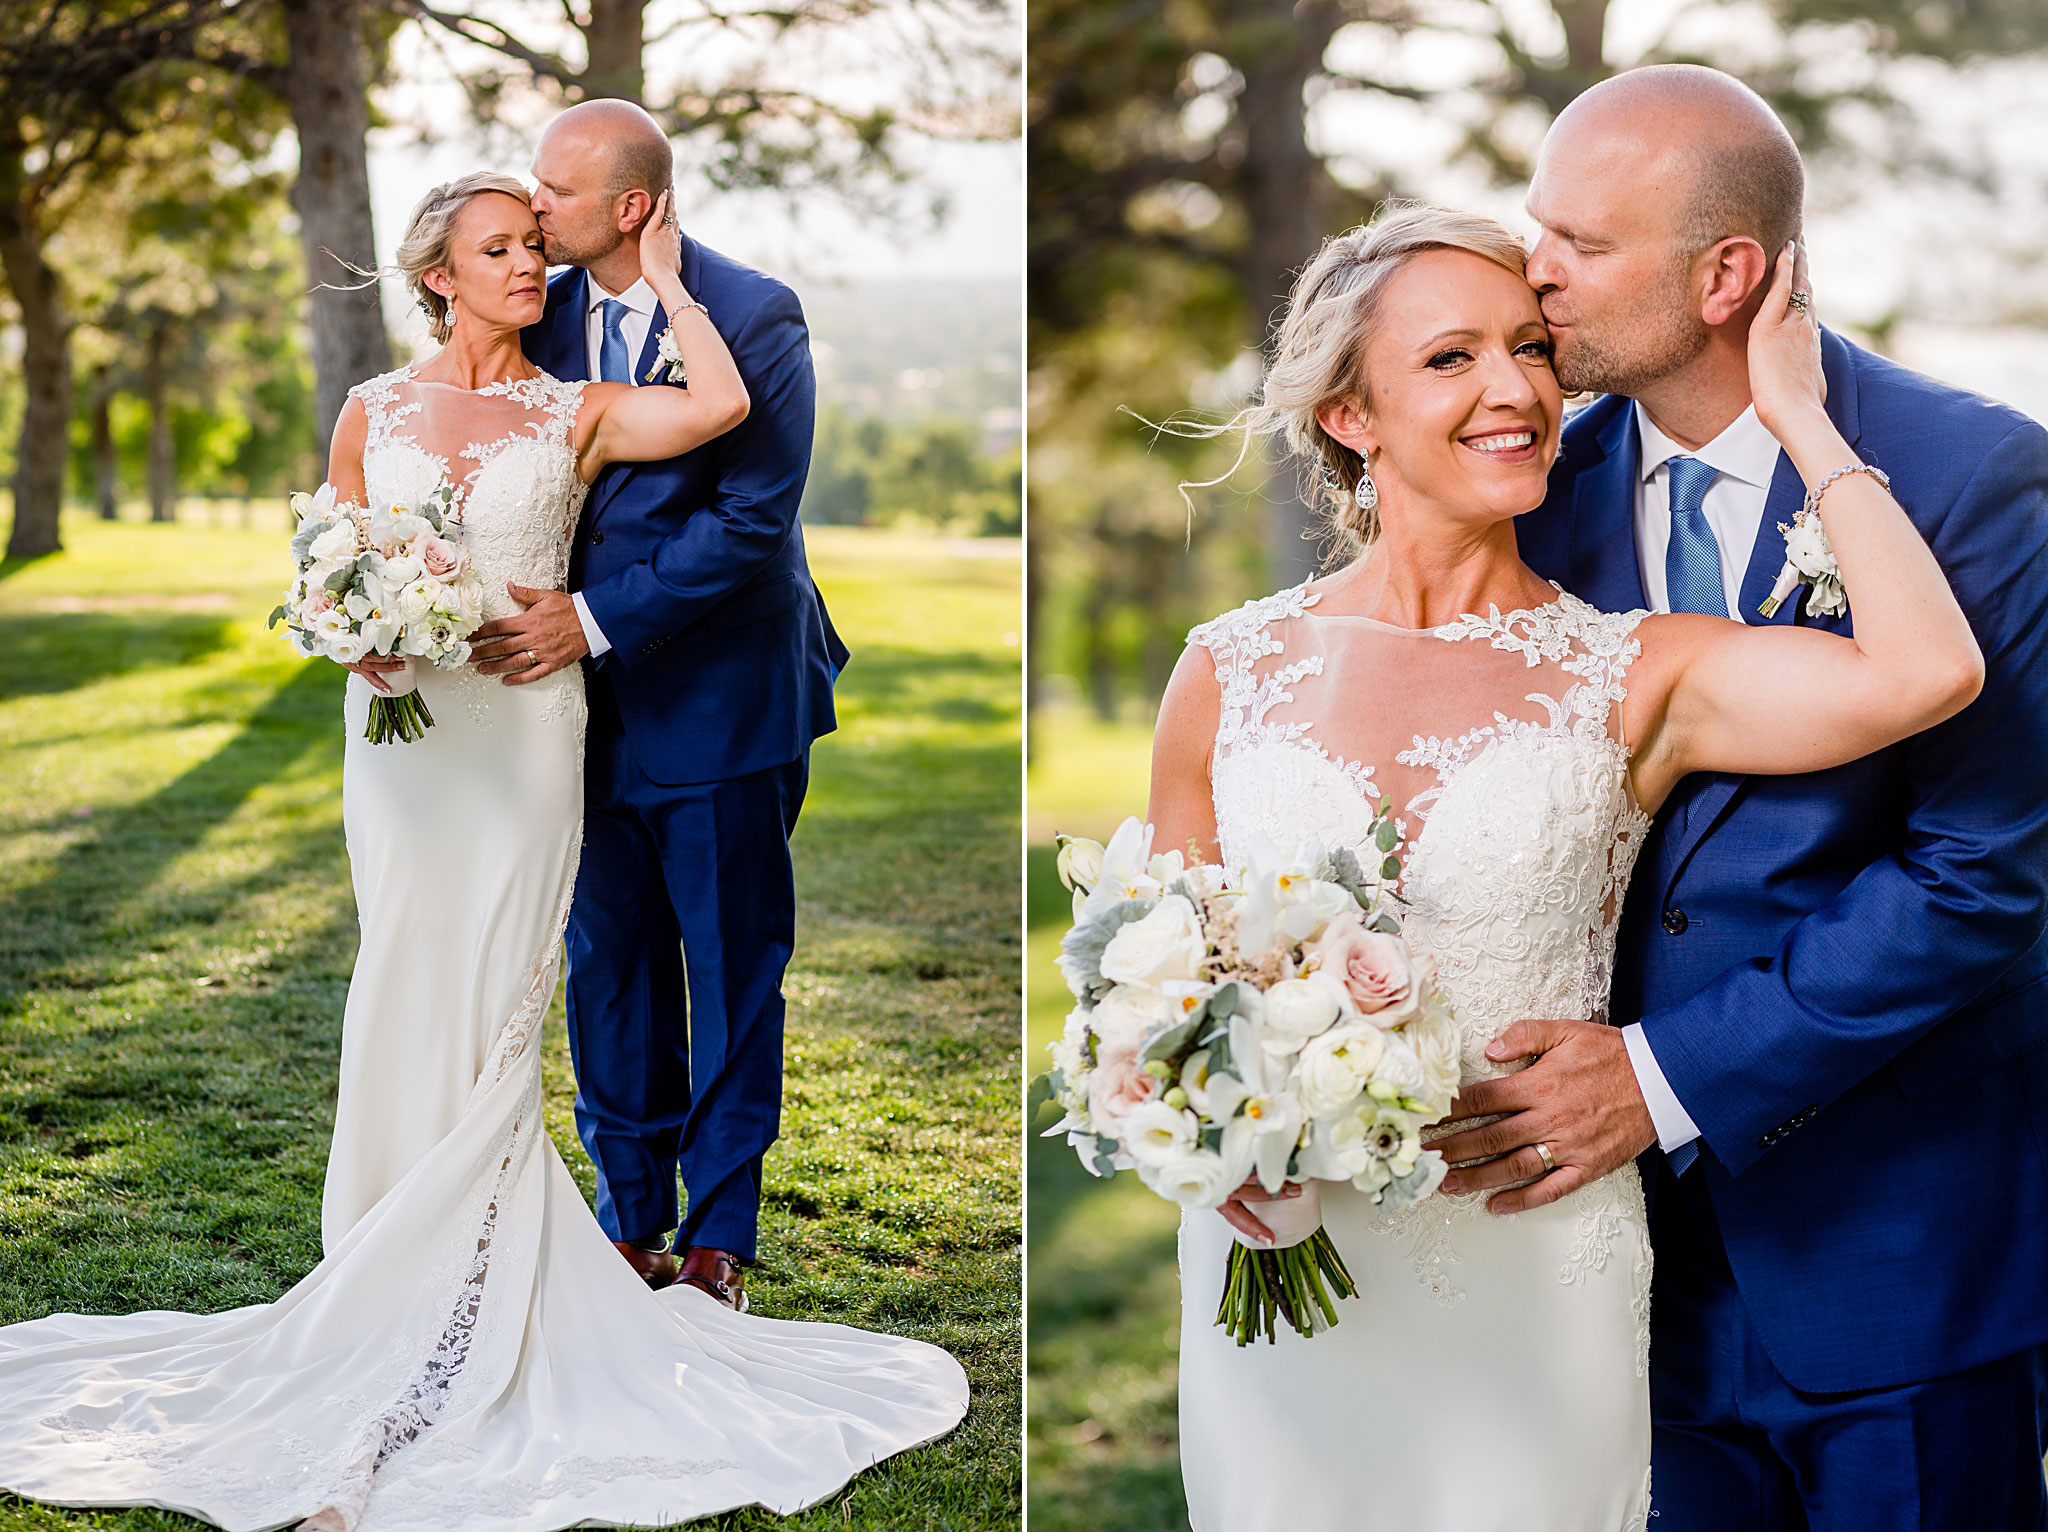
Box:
1024, 707, 1190, 1532
0, 508, 1022, 1532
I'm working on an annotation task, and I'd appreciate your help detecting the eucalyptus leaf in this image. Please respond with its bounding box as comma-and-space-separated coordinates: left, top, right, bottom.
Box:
1381, 856, 1402, 881
1142, 1015, 1201, 1063
1376, 818, 1399, 853
1198, 1126, 1224, 1153
1090, 1138, 1121, 1178
1058, 898, 1157, 1003
266, 605, 287, 629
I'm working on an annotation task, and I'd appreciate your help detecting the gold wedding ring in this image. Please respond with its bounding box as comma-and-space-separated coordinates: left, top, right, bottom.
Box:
1534, 1142, 1557, 1174
526, 649, 538, 667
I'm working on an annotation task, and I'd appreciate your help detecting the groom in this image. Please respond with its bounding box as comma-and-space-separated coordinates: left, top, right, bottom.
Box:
1437, 66, 2048, 1527
471, 99, 847, 1306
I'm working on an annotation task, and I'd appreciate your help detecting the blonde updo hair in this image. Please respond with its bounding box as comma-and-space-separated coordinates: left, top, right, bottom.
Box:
1249, 203, 1531, 560
394, 172, 536, 343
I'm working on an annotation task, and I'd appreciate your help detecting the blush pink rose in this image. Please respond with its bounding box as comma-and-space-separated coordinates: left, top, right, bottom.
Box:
304, 590, 335, 619
419, 536, 466, 579
1087, 1027, 1163, 1137
1307, 912, 1421, 1027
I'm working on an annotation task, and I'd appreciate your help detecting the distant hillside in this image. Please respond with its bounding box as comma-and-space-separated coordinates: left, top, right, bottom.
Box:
798, 277, 1021, 448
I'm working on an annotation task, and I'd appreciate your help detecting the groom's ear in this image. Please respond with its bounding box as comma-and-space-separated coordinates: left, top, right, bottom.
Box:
1698, 236, 1771, 328
613, 187, 655, 236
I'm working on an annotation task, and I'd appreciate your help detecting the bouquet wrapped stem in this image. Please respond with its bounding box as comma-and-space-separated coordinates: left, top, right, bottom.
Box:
365, 685, 436, 745
1216, 1182, 1358, 1344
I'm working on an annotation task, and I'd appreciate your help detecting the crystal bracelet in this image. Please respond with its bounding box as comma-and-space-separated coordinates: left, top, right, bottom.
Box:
1801, 461, 1890, 518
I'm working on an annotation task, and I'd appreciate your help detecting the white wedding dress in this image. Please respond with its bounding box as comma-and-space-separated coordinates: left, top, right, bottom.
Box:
1177, 583, 1654, 1532
0, 368, 969, 1531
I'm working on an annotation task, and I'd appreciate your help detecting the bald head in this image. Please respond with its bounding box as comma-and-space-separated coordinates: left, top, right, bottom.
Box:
1550, 64, 1803, 260
543, 98, 674, 202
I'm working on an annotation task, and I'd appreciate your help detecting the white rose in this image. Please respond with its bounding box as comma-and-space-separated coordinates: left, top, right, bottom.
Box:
1121, 1100, 1200, 1167
1413, 1010, 1463, 1106
1099, 895, 1207, 989
1141, 1148, 1235, 1209
1089, 984, 1165, 1050
1784, 516, 1833, 578
1369, 1034, 1427, 1101
1260, 977, 1340, 1054
1297, 1024, 1386, 1117
308, 522, 358, 564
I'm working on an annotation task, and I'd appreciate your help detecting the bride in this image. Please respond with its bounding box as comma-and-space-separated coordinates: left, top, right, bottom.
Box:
1147, 206, 1979, 1531
0, 174, 967, 1531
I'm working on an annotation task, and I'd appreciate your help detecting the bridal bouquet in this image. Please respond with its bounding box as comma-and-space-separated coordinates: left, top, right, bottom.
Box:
1037, 812, 1460, 1345
268, 480, 484, 744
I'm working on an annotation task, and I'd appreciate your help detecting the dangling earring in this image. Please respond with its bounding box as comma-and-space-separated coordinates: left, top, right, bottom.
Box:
1353, 455, 1378, 513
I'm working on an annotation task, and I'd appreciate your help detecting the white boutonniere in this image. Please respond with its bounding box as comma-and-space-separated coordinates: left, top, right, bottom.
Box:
643, 326, 687, 386
1758, 509, 1846, 619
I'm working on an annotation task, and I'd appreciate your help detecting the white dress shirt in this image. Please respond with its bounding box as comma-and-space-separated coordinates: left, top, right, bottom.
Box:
567, 276, 661, 658
1620, 400, 1786, 1158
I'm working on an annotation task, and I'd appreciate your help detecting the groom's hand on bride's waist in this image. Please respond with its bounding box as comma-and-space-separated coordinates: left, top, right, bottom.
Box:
1431, 1019, 1657, 1215
471, 583, 591, 684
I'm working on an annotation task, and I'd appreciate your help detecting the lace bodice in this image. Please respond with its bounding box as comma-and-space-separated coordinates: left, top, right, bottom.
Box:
351, 366, 589, 625
1192, 582, 1652, 1087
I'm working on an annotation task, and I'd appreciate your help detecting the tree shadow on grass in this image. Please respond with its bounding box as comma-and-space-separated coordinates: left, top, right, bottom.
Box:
0, 612, 239, 703
0, 662, 344, 1011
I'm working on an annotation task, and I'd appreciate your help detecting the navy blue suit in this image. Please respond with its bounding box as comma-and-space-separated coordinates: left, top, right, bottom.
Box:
1518, 329, 2048, 1528
522, 238, 847, 1262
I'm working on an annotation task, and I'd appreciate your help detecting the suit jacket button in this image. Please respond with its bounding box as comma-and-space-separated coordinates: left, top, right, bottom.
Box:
1662, 907, 1689, 935
590, 530, 605, 545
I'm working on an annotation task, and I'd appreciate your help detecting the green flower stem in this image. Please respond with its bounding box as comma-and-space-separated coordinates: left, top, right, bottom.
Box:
363, 689, 437, 745
1213, 1227, 1358, 1345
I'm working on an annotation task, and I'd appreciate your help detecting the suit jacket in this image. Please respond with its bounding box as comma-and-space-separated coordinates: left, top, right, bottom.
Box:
523, 238, 848, 786
1517, 329, 2048, 1392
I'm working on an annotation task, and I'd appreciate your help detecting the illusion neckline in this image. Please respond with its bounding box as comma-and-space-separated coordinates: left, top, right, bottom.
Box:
1294, 579, 1573, 636
400, 363, 554, 396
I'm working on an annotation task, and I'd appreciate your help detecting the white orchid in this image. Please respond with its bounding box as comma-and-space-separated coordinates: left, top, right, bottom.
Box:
1076, 817, 1167, 922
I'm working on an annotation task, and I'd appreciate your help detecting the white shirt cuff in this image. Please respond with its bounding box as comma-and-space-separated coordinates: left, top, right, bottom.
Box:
571, 591, 611, 658
1622, 1022, 1701, 1155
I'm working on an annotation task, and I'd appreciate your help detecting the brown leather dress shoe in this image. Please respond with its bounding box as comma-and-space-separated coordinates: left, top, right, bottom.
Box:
676, 1247, 748, 1311
612, 1240, 681, 1291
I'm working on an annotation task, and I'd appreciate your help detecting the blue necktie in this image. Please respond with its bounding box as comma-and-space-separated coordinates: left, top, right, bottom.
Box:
598, 299, 632, 385
1663, 456, 1727, 618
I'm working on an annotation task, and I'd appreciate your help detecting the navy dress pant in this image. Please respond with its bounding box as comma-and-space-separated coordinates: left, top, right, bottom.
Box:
564, 668, 806, 1262
1648, 1157, 2048, 1532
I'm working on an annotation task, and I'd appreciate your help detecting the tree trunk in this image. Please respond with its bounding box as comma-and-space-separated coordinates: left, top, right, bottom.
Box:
282, 0, 390, 471
92, 364, 117, 519
145, 324, 176, 522
581, 0, 647, 101
1224, 0, 1347, 586
0, 134, 72, 561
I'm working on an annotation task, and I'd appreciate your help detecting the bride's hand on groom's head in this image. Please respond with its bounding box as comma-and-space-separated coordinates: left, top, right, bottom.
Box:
639, 189, 682, 286
1430, 1018, 1657, 1215
1748, 239, 1831, 448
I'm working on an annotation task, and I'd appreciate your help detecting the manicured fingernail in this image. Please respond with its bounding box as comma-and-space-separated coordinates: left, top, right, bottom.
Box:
1440, 1175, 1463, 1194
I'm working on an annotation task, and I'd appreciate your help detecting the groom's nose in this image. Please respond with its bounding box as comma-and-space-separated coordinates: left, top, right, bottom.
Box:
1525, 232, 1565, 293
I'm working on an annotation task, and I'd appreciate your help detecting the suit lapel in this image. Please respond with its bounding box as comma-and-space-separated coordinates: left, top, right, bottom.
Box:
1568, 400, 1649, 613
587, 235, 706, 524
1656, 329, 1864, 897
545, 268, 591, 383
631, 298, 670, 388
